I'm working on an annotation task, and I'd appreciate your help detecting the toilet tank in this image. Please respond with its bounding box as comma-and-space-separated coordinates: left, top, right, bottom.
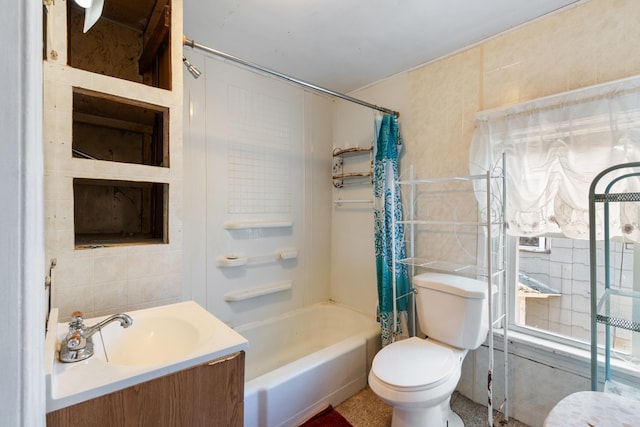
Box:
414, 272, 492, 350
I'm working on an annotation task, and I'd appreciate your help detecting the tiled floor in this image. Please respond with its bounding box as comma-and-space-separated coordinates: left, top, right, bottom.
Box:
335, 387, 530, 427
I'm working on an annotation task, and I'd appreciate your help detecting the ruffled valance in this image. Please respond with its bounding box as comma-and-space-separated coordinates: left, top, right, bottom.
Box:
470, 75, 640, 240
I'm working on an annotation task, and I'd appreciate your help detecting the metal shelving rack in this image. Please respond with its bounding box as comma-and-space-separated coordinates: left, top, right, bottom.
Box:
393, 164, 509, 427
589, 162, 640, 393
332, 146, 373, 188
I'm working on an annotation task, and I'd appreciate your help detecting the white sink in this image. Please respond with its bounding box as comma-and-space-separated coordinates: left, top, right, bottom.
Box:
100, 316, 200, 366
45, 301, 248, 412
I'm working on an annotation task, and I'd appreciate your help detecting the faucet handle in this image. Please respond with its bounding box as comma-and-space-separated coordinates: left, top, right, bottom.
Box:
69, 311, 84, 326
66, 331, 84, 350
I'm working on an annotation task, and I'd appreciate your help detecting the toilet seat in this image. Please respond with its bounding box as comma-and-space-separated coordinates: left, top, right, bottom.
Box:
371, 337, 458, 392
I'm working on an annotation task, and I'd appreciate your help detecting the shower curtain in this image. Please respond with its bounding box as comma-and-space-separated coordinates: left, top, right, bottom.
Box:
373, 113, 409, 346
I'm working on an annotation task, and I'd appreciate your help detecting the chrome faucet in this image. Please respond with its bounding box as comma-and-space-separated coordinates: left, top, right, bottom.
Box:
59, 311, 133, 363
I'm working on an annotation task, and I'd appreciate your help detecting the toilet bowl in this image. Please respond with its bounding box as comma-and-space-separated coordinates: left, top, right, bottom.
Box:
369, 273, 492, 427
369, 337, 467, 427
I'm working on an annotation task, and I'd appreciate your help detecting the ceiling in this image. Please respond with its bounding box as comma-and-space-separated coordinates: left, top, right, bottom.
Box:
183, 0, 584, 93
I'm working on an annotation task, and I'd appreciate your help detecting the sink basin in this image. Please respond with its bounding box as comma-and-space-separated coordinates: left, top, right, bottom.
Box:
98, 316, 200, 366
45, 301, 248, 412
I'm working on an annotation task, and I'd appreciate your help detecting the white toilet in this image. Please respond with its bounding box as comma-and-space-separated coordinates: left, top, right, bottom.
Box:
368, 272, 492, 427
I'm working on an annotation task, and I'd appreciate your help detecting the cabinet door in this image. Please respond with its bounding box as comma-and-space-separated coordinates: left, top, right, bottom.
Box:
47, 351, 245, 427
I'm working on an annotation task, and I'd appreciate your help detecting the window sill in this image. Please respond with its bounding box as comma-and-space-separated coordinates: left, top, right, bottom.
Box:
485, 329, 640, 387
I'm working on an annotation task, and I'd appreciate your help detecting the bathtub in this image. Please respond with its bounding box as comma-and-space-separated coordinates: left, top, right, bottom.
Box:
234, 302, 381, 427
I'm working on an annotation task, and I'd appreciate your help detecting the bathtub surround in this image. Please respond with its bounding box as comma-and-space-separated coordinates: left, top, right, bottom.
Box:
181, 36, 395, 332
183, 52, 334, 327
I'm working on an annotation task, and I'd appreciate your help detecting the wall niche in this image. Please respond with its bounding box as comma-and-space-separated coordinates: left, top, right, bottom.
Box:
72, 88, 169, 167
74, 179, 168, 248
43, 0, 183, 318
67, 0, 172, 89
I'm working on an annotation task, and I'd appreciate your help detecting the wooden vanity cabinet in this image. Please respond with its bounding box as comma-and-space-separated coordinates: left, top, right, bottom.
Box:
47, 351, 245, 427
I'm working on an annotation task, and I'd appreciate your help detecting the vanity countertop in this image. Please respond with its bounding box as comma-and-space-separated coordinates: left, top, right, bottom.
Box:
45, 301, 248, 412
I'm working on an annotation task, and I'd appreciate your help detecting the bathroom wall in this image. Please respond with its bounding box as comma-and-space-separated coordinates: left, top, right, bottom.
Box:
44, 1, 184, 321
330, 74, 409, 316
41, 0, 640, 423
1, 1, 45, 423
331, 0, 640, 425
182, 52, 334, 326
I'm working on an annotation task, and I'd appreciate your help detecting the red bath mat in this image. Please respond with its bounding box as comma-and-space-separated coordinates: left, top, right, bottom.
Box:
299, 405, 353, 427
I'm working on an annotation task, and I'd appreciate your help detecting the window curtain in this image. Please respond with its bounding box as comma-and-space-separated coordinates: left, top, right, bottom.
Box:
470, 76, 640, 241
373, 113, 409, 346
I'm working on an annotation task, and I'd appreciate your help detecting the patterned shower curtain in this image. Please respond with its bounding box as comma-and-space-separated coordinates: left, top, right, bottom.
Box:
373, 113, 409, 347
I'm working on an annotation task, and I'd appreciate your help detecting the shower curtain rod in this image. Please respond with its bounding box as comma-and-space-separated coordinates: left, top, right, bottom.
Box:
183, 35, 399, 117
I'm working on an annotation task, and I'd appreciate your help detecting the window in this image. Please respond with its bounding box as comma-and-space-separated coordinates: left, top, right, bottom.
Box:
470, 75, 640, 364
516, 236, 635, 354
519, 236, 549, 253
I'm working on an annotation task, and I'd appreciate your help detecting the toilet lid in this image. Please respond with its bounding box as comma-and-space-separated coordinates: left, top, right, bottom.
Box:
372, 337, 457, 391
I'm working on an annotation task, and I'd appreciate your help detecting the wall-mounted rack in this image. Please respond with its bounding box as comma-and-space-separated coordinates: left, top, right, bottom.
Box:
332, 146, 373, 188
